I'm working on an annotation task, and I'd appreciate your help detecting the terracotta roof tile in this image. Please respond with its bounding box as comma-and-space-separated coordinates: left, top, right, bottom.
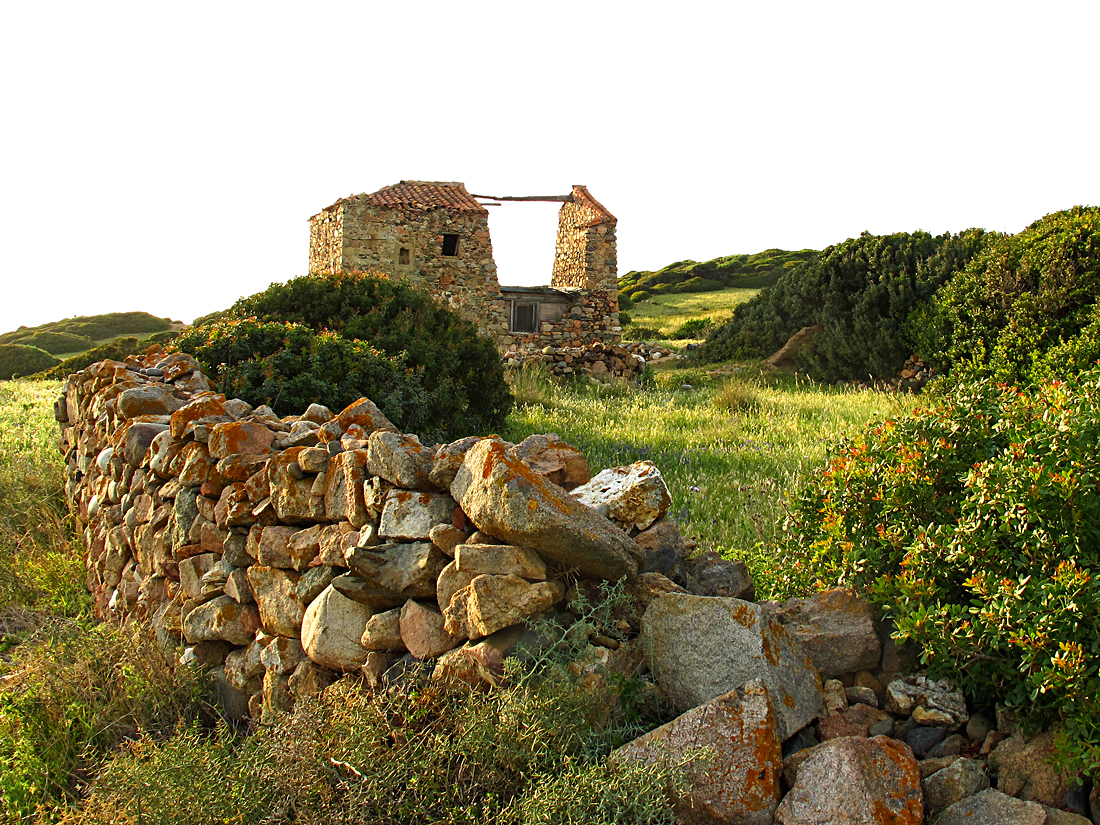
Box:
571, 185, 617, 226
364, 180, 488, 214
312, 181, 488, 218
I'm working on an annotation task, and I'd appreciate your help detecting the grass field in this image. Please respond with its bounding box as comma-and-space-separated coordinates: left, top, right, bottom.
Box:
625, 287, 758, 340
504, 364, 915, 597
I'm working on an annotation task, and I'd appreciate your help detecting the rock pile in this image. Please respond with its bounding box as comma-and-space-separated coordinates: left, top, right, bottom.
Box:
502, 340, 675, 381
56, 347, 1091, 823
898, 354, 935, 392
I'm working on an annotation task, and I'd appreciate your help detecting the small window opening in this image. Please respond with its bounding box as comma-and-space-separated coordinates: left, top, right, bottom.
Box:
512, 302, 538, 333
442, 234, 460, 256
398, 247, 410, 265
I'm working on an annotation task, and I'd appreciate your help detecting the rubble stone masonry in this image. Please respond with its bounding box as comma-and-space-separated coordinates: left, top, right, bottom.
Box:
309, 181, 621, 354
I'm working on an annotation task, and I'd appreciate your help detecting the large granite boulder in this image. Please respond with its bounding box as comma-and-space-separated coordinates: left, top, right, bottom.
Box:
612, 679, 782, 825
508, 434, 590, 490
989, 731, 1078, 809
936, 788, 1046, 825
451, 439, 641, 581
300, 584, 374, 672
571, 460, 670, 531
642, 593, 822, 740
766, 588, 881, 679
775, 736, 922, 824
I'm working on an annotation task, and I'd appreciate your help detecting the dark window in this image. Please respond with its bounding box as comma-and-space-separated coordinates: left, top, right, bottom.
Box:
398, 247, 410, 265
442, 234, 460, 256
512, 302, 538, 333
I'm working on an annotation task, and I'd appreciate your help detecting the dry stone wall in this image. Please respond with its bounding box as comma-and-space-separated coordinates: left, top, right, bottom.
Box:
503, 340, 675, 381
55, 345, 690, 721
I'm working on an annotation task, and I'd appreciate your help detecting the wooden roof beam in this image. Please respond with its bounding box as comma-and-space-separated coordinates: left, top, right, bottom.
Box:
470, 193, 574, 203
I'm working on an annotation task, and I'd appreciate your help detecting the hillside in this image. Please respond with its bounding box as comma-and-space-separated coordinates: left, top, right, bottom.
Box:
0, 311, 179, 356
622, 286, 760, 342
619, 248, 817, 301
0, 312, 183, 380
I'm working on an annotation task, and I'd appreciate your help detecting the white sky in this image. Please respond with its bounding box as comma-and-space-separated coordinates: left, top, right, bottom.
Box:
2, 1, 1097, 333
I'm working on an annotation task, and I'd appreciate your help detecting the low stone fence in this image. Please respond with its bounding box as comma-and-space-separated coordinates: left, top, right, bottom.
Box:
502, 341, 675, 381
54, 346, 706, 720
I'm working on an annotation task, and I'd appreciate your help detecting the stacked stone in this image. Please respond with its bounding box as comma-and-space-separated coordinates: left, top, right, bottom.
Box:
898, 354, 935, 392
497, 288, 622, 353
55, 348, 696, 721
615, 586, 1093, 824
503, 341, 674, 381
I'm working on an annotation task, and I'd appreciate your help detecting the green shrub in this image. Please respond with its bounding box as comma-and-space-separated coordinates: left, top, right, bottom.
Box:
622, 326, 662, 342
700, 229, 989, 381
618, 292, 634, 311
53, 311, 171, 341
779, 370, 1100, 777
174, 319, 435, 436
0, 344, 59, 380
916, 206, 1100, 386
37, 338, 143, 380
670, 318, 714, 340
619, 313, 632, 326
9, 331, 94, 355
201, 271, 512, 441
618, 250, 817, 298
630, 290, 651, 303
675, 277, 723, 293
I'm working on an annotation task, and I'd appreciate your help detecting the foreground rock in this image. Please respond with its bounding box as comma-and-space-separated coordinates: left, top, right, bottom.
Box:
766, 588, 880, 679
300, 585, 373, 672
776, 736, 922, 824
613, 679, 781, 825
935, 788, 1046, 825
643, 593, 822, 740
571, 460, 671, 531
451, 439, 641, 581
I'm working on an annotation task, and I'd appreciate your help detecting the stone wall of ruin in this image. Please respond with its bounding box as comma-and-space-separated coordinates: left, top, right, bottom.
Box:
307, 185, 621, 353
499, 289, 622, 353
308, 202, 509, 339
551, 186, 618, 293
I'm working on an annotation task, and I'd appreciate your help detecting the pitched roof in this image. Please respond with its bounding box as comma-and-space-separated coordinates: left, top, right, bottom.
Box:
571, 185, 617, 225
314, 181, 488, 217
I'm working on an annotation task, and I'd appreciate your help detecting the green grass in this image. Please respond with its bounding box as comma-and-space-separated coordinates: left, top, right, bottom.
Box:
505, 364, 917, 597
626, 287, 759, 342
0, 380, 85, 618
0, 380, 211, 822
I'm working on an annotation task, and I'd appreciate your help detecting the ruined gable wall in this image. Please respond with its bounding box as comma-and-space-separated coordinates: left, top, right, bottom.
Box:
550, 189, 618, 292
308, 206, 344, 276
528, 189, 620, 351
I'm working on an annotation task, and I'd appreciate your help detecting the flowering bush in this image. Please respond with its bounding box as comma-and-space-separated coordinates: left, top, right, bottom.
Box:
780, 369, 1100, 776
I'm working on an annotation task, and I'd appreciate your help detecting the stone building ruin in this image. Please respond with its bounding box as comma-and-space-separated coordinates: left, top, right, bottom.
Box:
308, 181, 621, 352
